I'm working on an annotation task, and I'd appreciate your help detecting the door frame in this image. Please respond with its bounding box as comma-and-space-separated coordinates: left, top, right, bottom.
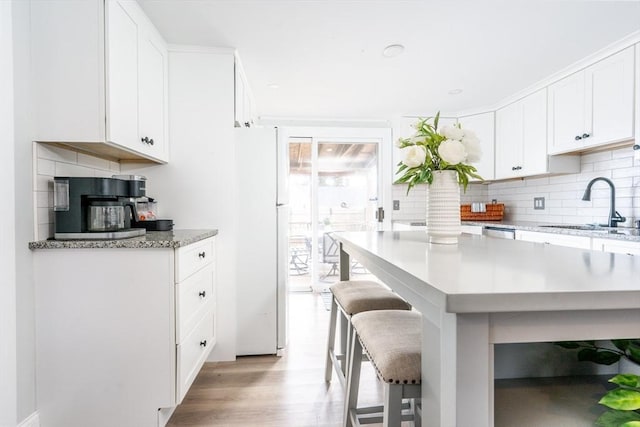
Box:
279, 126, 393, 290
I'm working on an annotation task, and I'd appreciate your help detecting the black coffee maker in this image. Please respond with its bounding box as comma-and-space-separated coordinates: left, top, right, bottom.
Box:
53, 175, 149, 240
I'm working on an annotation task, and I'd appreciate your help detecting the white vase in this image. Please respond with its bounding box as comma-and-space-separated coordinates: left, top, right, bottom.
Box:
426, 170, 461, 244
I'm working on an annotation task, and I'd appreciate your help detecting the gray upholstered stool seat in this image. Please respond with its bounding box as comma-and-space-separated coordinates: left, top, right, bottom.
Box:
344, 310, 422, 427
325, 280, 411, 386
331, 280, 414, 315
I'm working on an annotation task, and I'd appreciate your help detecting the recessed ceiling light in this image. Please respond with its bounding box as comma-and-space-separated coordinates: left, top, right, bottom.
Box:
448, 88, 463, 95
382, 44, 405, 58
268, 83, 279, 89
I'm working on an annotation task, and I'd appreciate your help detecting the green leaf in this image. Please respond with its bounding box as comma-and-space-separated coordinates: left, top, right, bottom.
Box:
599, 389, 640, 410
614, 340, 632, 351
555, 341, 581, 349
578, 348, 599, 362
621, 421, 640, 427
577, 348, 621, 365
628, 342, 640, 365
610, 374, 640, 388
596, 409, 640, 427
433, 111, 440, 131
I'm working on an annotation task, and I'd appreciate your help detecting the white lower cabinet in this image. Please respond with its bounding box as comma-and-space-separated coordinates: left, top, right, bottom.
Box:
592, 238, 640, 256
33, 236, 216, 427
515, 230, 592, 249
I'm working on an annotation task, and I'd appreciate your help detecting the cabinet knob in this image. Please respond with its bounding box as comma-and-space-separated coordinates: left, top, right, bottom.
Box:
575, 135, 582, 141
582, 133, 590, 139
200, 340, 207, 347
198, 251, 206, 259
141, 136, 155, 146
198, 290, 206, 298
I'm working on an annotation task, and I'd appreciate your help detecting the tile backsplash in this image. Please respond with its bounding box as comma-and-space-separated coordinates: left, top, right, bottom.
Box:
33, 143, 121, 240
392, 145, 640, 226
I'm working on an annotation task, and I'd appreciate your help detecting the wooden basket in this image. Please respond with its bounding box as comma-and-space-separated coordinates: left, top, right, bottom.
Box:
460, 203, 504, 221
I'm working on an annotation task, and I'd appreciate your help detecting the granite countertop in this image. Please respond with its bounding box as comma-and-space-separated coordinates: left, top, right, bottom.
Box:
462, 220, 640, 242
28, 229, 218, 250
394, 220, 640, 242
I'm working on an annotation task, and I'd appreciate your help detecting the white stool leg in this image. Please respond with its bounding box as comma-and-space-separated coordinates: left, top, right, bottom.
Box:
382, 384, 403, 427
324, 297, 338, 382
343, 333, 363, 427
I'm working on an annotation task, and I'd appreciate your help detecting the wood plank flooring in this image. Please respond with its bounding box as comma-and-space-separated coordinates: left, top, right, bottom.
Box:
167, 292, 385, 427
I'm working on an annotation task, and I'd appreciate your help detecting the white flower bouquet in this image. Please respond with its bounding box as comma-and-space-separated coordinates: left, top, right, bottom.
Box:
395, 113, 482, 193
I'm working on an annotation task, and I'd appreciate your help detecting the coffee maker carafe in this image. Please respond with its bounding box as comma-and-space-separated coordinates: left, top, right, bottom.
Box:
53, 176, 148, 240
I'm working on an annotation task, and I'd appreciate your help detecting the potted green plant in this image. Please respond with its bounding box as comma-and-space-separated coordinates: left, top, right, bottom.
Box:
596, 374, 640, 426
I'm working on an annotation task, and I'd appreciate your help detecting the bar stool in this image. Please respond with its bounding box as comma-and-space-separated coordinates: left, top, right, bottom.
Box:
324, 280, 411, 386
344, 309, 422, 427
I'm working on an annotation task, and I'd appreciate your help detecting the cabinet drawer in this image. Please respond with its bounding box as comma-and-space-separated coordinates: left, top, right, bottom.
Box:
176, 310, 215, 403
176, 238, 215, 282
176, 264, 214, 342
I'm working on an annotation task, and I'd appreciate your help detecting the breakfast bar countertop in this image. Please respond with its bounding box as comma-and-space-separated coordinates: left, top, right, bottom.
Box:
336, 230, 640, 314
28, 229, 218, 250
333, 230, 640, 427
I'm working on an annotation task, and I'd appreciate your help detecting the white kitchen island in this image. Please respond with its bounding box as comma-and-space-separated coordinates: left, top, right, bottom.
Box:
333, 231, 640, 427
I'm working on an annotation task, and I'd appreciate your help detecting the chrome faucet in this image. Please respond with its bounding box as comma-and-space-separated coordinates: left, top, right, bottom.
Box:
581, 177, 626, 227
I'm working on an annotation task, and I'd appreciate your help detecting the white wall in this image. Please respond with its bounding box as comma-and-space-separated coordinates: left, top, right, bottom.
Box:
1, 2, 17, 425
124, 47, 238, 361
392, 145, 640, 226
12, 0, 38, 423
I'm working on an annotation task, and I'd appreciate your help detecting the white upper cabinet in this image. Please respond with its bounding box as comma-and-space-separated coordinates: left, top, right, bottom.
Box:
32, 0, 168, 163
548, 46, 635, 154
457, 112, 495, 181
495, 89, 548, 179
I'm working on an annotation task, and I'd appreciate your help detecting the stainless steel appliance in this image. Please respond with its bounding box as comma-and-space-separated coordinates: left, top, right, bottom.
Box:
53, 176, 147, 240
482, 226, 515, 239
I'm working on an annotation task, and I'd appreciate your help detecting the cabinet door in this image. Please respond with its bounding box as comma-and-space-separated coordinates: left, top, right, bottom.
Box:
592, 238, 640, 256
522, 89, 548, 175
458, 112, 495, 181
495, 101, 523, 179
515, 230, 592, 249
547, 71, 586, 154
585, 46, 635, 149
138, 27, 168, 159
106, 0, 139, 149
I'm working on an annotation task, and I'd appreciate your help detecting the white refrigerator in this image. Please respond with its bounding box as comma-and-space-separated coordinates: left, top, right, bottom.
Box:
235, 127, 289, 355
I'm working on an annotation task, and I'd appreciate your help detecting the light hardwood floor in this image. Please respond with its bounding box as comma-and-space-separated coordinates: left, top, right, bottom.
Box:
167, 292, 385, 427
167, 292, 613, 427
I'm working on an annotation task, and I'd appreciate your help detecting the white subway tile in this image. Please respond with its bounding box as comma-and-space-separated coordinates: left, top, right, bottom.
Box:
582, 151, 612, 163
78, 153, 111, 171
37, 144, 77, 163
55, 163, 96, 177
37, 159, 56, 176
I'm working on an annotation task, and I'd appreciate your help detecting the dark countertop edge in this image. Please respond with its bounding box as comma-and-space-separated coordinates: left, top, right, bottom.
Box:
28, 229, 218, 250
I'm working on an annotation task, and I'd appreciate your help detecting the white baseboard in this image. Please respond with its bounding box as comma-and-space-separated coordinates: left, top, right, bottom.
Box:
17, 412, 39, 427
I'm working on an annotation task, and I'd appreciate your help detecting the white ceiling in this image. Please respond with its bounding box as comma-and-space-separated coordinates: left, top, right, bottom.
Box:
138, 0, 640, 122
